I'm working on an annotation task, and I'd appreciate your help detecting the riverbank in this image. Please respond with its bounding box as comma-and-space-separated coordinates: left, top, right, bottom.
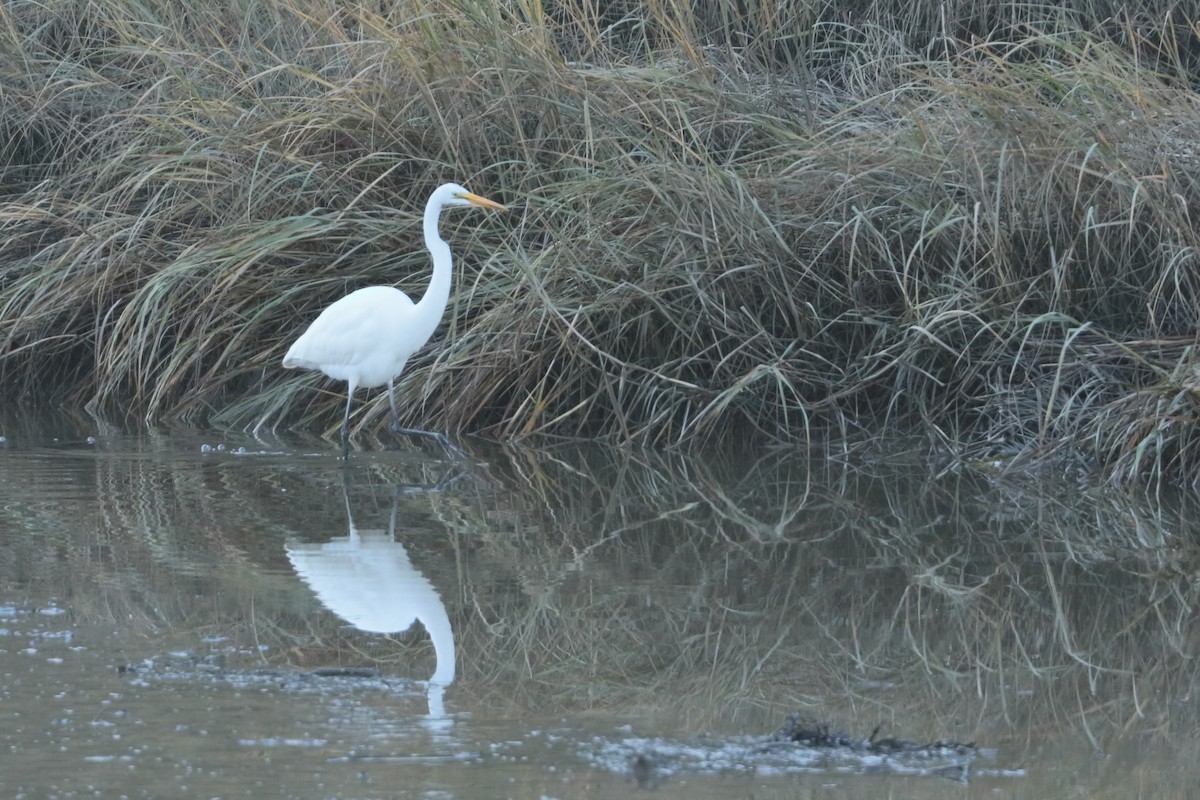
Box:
1, 0, 1198, 484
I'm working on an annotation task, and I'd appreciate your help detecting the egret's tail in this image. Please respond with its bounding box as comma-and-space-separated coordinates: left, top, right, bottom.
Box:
281, 340, 308, 370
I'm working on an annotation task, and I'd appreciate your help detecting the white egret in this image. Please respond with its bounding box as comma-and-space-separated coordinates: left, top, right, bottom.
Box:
282, 182, 506, 449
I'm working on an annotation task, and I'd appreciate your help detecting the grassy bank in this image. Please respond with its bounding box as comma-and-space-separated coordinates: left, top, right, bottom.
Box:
1, 0, 1200, 483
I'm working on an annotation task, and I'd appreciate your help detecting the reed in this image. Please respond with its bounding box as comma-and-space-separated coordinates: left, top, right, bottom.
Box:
1, 0, 1200, 484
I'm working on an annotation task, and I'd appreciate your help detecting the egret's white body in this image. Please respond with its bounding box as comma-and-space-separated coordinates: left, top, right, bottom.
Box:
285, 285, 419, 390
283, 182, 505, 444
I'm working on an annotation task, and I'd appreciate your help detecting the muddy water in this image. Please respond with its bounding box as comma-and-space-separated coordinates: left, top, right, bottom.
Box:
0, 417, 1197, 798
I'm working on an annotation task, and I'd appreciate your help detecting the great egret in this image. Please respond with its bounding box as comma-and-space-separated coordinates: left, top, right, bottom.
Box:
282, 182, 506, 450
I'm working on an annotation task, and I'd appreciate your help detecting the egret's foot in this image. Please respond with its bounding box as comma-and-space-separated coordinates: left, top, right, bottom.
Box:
396, 467, 469, 494
387, 423, 465, 458
440, 436, 467, 459
431, 467, 469, 491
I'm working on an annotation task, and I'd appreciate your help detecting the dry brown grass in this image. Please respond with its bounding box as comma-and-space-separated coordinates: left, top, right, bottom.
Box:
2, 1, 1200, 484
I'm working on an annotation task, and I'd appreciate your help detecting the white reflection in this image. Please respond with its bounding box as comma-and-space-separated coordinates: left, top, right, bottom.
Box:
286, 484, 455, 726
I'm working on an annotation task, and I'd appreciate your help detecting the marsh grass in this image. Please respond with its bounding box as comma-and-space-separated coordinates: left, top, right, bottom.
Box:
3, 0, 1200, 483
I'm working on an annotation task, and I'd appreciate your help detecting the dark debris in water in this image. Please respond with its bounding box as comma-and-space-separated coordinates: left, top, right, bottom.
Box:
758, 713, 981, 782
308, 667, 382, 679
589, 712, 992, 788
770, 713, 977, 757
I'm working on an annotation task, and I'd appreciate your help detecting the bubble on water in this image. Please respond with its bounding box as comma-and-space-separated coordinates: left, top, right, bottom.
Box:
200, 444, 212, 453
36, 629, 73, 640
235, 446, 246, 455
86, 436, 96, 445
237, 737, 329, 748
217, 443, 226, 451
0, 435, 7, 443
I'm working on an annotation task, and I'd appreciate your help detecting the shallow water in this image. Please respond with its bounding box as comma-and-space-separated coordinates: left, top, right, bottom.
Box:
1, 417, 1197, 798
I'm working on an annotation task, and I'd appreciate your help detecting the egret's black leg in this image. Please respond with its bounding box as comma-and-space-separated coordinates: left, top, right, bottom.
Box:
383, 377, 464, 456
387, 378, 401, 430
341, 387, 354, 459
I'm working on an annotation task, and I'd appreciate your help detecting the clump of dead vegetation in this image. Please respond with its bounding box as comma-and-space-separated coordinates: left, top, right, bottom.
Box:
1, 0, 1200, 485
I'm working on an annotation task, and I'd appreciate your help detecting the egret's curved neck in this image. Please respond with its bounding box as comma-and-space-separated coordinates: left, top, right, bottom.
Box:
414, 196, 454, 344
425, 598, 456, 686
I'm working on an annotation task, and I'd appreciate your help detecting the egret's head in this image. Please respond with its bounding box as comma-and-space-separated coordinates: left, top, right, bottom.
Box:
435, 182, 506, 211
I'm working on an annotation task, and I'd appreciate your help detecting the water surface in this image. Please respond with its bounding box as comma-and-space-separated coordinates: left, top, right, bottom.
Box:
0, 417, 1196, 797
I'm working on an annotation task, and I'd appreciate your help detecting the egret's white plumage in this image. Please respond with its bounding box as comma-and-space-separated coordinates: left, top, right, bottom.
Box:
283, 182, 505, 445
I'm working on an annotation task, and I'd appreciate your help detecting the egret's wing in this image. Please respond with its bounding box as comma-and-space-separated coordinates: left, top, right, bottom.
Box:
283, 286, 414, 370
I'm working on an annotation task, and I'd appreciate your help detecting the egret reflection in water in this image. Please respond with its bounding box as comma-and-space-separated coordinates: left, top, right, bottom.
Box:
285, 481, 455, 721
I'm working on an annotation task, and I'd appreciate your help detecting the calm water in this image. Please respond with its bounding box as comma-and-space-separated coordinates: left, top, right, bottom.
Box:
0, 416, 1197, 798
